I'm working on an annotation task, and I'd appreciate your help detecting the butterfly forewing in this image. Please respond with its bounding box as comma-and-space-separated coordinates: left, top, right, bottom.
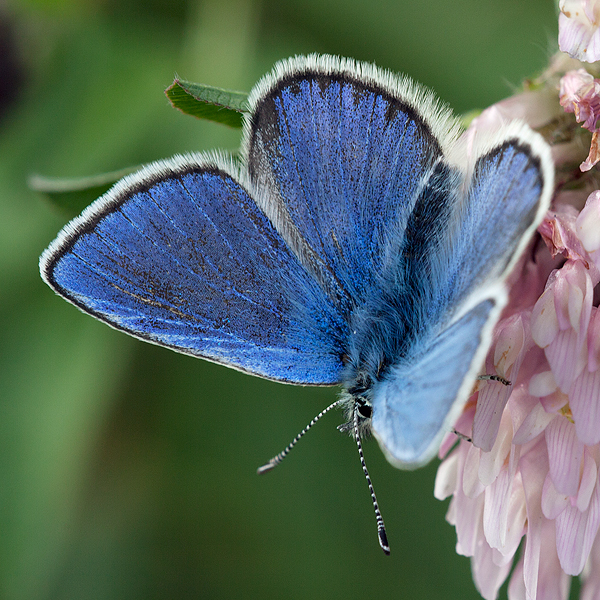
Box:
41, 159, 346, 384
437, 134, 550, 320
247, 60, 457, 310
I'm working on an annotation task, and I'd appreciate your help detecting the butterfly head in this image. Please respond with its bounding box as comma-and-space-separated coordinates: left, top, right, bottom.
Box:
338, 370, 377, 437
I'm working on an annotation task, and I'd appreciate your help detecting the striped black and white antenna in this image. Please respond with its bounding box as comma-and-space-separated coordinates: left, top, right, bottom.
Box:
257, 398, 390, 555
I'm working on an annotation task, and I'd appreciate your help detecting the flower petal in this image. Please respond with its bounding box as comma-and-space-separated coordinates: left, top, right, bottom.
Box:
507, 521, 572, 600
559, 2, 600, 62
434, 448, 459, 500
439, 402, 475, 458
540, 390, 570, 414
571, 366, 600, 444
450, 443, 487, 557
532, 286, 560, 349
555, 481, 600, 575
463, 443, 485, 498
473, 381, 513, 452
546, 416, 585, 496
529, 371, 558, 398
581, 130, 600, 171
545, 328, 588, 392
541, 471, 570, 519
455, 490, 485, 557
483, 455, 526, 557
471, 538, 513, 600
580, 534, 600, 600
576, 449, 598, 512
576, 191, 600, 252
507, 557, 526, 600
587, 308, 600, 373
513, 401, 556, 446
559, 68, 600, 130
537, 518, 572, 600
539, 204, 589, 263
520, 440, 550, 600
479, 410, 515, 486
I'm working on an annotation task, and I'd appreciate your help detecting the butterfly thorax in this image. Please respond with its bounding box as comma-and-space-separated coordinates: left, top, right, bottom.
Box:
338, 287, 433, 437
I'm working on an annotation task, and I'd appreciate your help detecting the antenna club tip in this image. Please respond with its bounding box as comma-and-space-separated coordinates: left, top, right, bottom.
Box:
378, 528, 390, 555
257, 462, 277, 475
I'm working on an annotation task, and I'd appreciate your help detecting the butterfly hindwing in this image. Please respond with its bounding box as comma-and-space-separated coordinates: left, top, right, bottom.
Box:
40, 156, 346, 384
371, 297, 498, 466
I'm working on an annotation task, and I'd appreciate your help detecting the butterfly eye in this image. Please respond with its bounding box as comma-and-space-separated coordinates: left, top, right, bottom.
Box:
357, 400, 372, 419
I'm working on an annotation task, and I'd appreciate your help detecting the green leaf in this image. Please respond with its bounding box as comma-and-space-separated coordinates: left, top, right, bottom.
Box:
29, 167, 137, 217
165, 79, 248, 128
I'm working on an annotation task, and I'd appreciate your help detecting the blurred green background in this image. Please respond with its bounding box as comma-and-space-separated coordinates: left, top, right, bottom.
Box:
1, 1, 558, 599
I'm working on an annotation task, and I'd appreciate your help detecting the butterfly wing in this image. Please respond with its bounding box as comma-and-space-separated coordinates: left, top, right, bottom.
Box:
371, 128, 553, 467
437, 125, 552, 318
371, 297, 497, 466
40, 155, 346, 384
245, 55, 461, 311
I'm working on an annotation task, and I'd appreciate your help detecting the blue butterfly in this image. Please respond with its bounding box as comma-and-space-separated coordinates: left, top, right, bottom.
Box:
40, 55, 553, 553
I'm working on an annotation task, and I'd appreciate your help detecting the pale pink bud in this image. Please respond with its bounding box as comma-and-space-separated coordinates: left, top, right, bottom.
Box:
559, 1, 600, 62
540, 204, 590, 263
472, 88, 563, 132
559, 69, 600, 131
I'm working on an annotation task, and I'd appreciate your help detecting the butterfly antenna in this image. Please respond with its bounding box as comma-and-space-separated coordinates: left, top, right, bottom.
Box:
451, 428, 473, 443
353, 404, 390, 555
257, 398, 344, 474
478, 374, 511, 386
